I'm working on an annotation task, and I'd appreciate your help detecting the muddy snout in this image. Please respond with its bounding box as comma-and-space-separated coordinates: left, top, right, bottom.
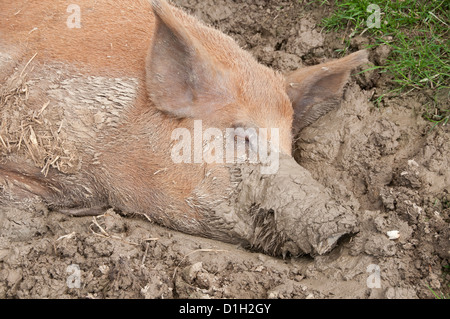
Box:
234, 154, 358, 256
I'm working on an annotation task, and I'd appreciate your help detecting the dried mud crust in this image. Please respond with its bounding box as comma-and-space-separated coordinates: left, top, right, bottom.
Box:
1, 0, 449, 299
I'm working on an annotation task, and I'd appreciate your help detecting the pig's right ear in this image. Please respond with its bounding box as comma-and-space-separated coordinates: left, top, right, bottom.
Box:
146, 0, 233, 119
286, 50, 368, 134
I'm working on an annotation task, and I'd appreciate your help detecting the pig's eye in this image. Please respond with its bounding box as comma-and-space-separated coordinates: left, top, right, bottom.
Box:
232, 127, 258, 154
234, 134, 250, 145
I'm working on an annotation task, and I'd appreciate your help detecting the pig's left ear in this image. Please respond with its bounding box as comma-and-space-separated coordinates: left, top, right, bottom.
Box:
285, 50, 368, 134
146, 0, 233, 119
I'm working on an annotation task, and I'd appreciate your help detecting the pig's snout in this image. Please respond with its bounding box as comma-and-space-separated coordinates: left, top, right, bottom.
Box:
233, 154, 358, 256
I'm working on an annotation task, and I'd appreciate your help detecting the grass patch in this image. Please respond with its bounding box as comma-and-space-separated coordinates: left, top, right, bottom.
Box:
425, 264, 450, 299
319, 0, 449, 125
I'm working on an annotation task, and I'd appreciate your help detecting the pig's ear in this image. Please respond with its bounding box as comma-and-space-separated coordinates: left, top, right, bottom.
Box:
286, 50, 368, 134
147, 0, 232, 118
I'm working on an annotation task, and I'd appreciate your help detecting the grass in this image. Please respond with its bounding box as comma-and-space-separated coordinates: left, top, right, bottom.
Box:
427, 284, 449, 299
319, 0, 449, 125
425, 264, 450, 299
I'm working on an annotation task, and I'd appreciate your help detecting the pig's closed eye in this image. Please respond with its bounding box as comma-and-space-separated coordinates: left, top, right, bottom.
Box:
233, 129, 259, 154
234, 134, 250, 144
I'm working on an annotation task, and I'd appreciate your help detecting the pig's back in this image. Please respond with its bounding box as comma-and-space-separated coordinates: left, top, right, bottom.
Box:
0, 0, 154, 78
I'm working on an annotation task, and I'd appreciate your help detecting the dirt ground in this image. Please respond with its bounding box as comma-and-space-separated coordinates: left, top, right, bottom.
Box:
1, 0, 448, 299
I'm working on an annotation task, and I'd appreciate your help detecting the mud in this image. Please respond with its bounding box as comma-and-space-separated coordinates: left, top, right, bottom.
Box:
0, 0, 448, 299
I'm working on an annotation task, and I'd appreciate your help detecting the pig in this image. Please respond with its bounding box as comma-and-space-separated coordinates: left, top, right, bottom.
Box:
0, 0, 368, 256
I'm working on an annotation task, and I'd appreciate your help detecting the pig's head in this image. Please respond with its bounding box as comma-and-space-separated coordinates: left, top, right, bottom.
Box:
144, 0, 367, 256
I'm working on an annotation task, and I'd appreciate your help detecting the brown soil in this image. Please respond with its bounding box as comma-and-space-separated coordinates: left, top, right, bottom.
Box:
1, 0, 448, 299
